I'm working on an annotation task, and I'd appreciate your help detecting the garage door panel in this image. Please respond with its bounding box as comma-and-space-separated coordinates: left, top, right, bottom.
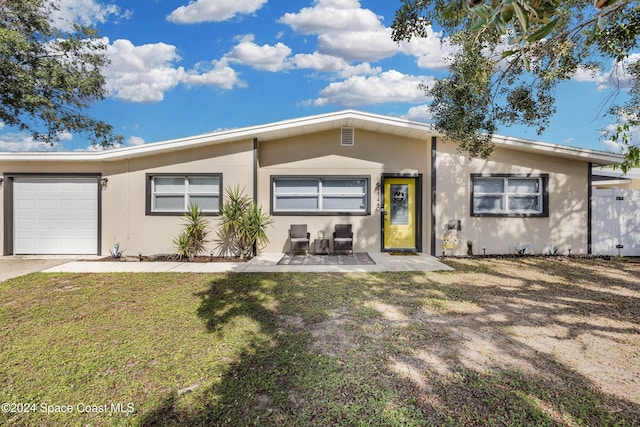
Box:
13, 177, 99, 255
15, 199, 37, 210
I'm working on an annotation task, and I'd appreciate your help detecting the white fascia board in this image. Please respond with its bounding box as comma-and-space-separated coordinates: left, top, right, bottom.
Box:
0, 110, 619, 166
491, 134, 624, 165
592, 166, 640, 180
0, 110, 436, 162
592, 179, 632, 187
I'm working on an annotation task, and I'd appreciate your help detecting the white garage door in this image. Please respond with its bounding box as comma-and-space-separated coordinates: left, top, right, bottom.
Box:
13, 177, 98, 255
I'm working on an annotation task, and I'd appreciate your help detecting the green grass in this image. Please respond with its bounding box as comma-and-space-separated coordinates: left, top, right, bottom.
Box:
1, 258, 639, 426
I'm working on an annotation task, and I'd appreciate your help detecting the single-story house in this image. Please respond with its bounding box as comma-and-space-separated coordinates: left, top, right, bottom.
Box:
0, 110, 624, 257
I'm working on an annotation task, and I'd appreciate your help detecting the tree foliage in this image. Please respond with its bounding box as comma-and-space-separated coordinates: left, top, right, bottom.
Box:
0, 0, 121, 147
392, 0, 640, 168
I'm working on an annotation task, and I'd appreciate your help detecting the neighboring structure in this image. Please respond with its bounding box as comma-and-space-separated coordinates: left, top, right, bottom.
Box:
592, 167, 640, 256
592, 167, 640, 189
0, 110, 623, 257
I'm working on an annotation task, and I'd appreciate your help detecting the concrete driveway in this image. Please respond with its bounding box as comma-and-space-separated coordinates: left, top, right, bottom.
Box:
0, 257, 74, 282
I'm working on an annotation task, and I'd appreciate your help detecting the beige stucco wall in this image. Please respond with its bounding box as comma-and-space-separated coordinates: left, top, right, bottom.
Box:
257, 128, 432, 253
1, 129, 593, 257
101, 142, 253, 256
435, 141, 590, 255
1, 141, 253, 256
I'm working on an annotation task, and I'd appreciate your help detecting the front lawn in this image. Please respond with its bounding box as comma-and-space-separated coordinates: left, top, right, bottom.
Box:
1, 258, 639, 426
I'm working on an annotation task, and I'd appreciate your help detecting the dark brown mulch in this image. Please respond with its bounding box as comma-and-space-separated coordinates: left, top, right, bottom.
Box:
94, 255, 245, 263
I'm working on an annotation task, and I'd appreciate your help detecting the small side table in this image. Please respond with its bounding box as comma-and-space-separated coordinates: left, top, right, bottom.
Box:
314, 238, 330, 255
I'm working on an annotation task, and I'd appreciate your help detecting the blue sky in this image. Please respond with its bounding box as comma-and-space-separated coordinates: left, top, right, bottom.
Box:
0, 0, 636, 153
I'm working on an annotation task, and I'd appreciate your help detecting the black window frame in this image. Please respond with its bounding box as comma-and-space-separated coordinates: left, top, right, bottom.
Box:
470, 173, 549, 217
270, 175, 371, 216
145, 173, 222, 216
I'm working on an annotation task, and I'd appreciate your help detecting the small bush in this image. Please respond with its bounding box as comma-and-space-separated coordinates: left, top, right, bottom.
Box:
173, 204, 210, 260
217, 186, 273, 259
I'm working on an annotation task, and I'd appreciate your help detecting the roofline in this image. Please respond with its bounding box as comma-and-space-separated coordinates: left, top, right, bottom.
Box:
594, 178, 632, 184
0, 110, 434, 162
491, 134, 624, 166
592, 166, 640, 179
0, 109, 624, 166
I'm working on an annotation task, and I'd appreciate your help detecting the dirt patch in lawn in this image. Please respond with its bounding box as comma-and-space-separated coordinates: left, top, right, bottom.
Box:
303, 258, 640, 409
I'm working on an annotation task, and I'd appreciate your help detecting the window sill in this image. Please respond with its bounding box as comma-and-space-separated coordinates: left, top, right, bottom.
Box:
471, 212, 548, 218
146, 211, 220, 217
272, 211, 369, 216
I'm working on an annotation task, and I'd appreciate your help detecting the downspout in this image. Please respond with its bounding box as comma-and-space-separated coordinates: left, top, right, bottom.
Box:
2, 174, 10, 256
430, 136, 437, 256
587, 162, 593, 255
252, 137, 258, 256
126, 159, 130, 255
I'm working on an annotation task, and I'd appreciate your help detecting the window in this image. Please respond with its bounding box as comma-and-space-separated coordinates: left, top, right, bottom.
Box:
272, 176, 369, 215
146, 174, 221, 215
471, 174, 548, 217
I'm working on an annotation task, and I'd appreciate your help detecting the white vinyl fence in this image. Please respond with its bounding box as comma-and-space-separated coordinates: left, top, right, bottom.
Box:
592, 188, 640, 256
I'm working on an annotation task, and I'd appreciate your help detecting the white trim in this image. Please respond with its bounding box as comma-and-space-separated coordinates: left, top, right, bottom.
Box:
491, 135, 623, 165
0, 110, 624, 166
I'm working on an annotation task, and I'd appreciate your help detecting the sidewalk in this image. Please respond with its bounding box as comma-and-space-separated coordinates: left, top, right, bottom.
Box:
39, 252, 453, 274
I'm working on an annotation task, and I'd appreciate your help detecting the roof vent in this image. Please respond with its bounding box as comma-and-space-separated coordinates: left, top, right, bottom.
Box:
341, 127, 354, 146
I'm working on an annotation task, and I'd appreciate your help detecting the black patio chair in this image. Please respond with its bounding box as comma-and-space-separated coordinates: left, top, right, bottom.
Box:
289, 224, 310, 255
333, 224, 353, 255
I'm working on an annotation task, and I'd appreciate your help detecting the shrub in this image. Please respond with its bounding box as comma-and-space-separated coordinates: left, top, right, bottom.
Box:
173, 204, 210, 260
217, 186, 272, 259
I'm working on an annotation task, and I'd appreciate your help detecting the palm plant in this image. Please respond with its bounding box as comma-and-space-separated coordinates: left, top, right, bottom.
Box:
173, 204, 209, 260
217, 186, 272, 259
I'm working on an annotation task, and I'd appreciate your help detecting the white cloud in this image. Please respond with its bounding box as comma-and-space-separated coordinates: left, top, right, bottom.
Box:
184, 60, 245, 89
602, 113, 640, 153
280, 1, 397, 63
167, 0, 267, 24
292, 52, 348, 73
82, 135, 144, 151
338, 63, 382, 78
398, 27, 458, 71
311, 70, 434, 107
54, 0, 129, 31
403, 105, 433, 122
574, 53, 640, 90
126, 136, 145, 146
0, 133, 63, 152
281, 1, 454, 69
279, 0, 382, 34
105, 39, 243, 102
225, 34, 292, 72
318, 29, 399, 62
105, 39, 186, 102
603, 136, 626, 153
290, 53, 381, 78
